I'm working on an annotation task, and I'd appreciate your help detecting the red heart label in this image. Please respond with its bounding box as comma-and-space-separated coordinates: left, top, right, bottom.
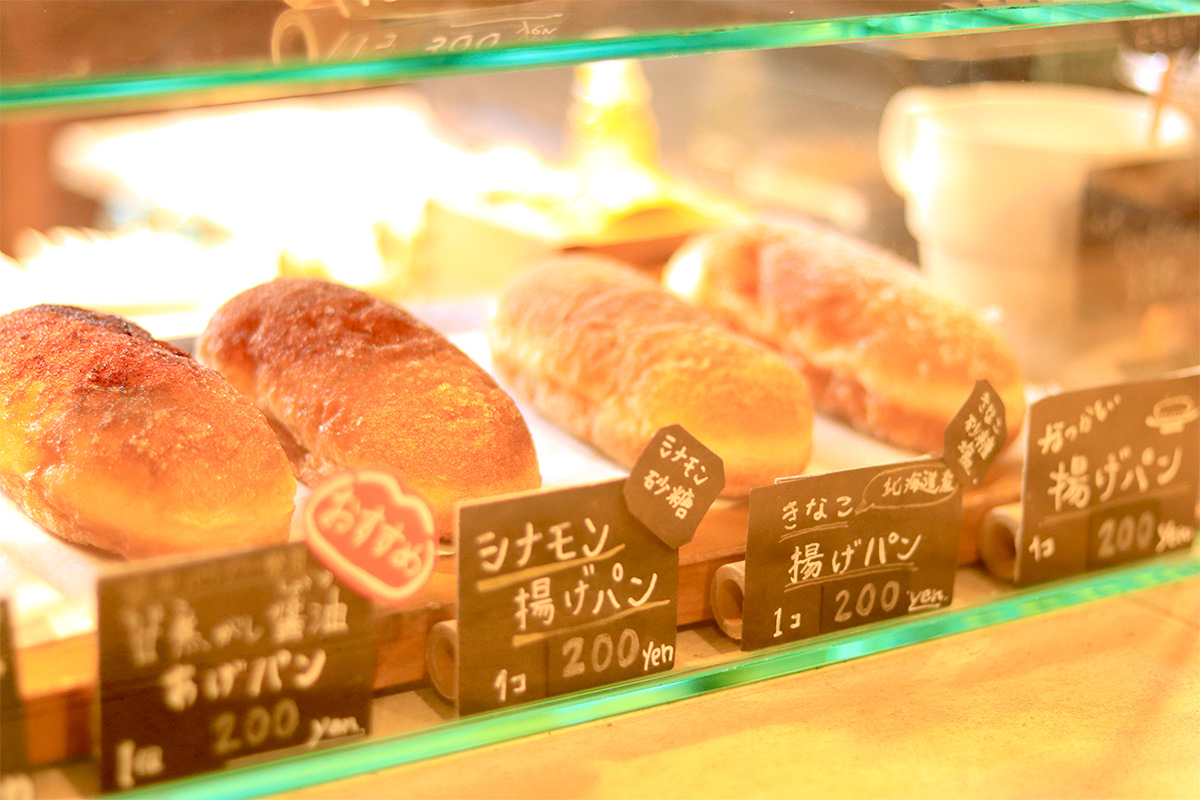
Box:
303, 468, 437, 606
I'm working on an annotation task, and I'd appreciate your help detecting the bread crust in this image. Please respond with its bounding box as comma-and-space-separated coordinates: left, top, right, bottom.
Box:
664, 221, 1027, 453
0, 305, 296, 558
197, 278, 541, 532
488, 255, 814, 496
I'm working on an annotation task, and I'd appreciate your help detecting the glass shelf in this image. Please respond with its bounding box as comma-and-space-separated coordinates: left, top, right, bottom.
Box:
1, 1, 1196, 111
100, 552, 1199, 800
3, 4, 1197, 797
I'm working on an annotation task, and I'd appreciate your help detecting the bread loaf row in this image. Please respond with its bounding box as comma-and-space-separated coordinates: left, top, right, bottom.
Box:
1, 219, 1026, 559
0, 280, 541, 557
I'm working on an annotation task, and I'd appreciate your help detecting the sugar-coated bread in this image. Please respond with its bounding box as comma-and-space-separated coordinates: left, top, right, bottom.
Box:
0, 305, 296, 558
663, 221, 1027, 453
197, 278, 541, 533
488, 254, 814, 496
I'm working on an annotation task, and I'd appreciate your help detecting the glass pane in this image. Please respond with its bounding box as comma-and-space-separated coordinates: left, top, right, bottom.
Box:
2, 1, 1193, 110
102, 554, 1199, 799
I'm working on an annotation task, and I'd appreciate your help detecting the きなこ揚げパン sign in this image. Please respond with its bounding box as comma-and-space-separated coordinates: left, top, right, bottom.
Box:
740, 458, 963, 651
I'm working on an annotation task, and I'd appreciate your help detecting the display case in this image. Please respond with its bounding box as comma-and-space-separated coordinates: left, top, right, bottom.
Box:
1, 3, 1198, 798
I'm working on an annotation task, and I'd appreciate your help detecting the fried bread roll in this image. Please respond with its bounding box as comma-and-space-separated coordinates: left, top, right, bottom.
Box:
663, 221, 1026, 453
197, 278, 541, 532
488, 255, 813, 496
0, 305, 296, 558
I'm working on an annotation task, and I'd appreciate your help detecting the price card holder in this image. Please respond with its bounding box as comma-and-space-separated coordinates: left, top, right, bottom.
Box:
741, 458, 962, 651
1, 599, 34, 800
456, 479, 679, 717
96, 542, 375, 792
1015, 370, 1199, 586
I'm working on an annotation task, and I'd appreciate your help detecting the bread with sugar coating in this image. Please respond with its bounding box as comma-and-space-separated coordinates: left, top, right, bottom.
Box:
663, 221, 1026, 453
488, 254, 814, 496
197, 278, 541, 533
0, 304, 296, 558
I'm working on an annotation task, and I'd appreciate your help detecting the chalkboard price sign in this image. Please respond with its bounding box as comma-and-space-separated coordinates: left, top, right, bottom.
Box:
456, 479, 679, 716
97, 543, 375, 792
1, 598, 34, 800
741, 458, 962, 651
1, 599, 24, 770
1015, 370, 1199, 586
622, 425, 725, 549
943, 379, 1007, 487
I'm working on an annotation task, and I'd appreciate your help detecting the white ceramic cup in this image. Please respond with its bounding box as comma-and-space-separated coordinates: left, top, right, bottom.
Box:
879, 83, 1195, 377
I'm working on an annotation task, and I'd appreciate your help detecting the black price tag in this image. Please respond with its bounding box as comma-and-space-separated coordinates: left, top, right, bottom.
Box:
944, 379, 1007, 487
622, 425, 725, 549
741, 458, 962, 651
97, 543, 375, 792
456, 480, 679, 716
1, 599, 34, 800
1016, 370, 1199, 586
1, 599, 25, 774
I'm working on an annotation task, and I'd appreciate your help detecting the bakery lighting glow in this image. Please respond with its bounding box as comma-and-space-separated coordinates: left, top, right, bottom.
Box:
581, 167, 660, 214
0, 227, 280, 339
573, 59, 651, 108
279, 223, 397, 290
47, 608, 95, 639
45, 81, 736, 306
53, 92, 456, 296
10, 227, 232, 312
459, 146, 578, 211
662, 244, 703, 298
13, 580, 60, 615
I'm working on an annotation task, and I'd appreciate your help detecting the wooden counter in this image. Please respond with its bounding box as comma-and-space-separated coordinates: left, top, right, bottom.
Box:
16, 565, 1196, 798
270, 574, 1199, 799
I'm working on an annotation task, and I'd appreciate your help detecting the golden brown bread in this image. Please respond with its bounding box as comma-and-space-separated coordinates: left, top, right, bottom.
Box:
663, 221, 1027, 453
0, 305, 296, 558
487, 254, 814, 496
197, 278, 541, 533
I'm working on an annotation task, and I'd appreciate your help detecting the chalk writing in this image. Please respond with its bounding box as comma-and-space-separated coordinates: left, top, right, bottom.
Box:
1036, 394, 1122, 455
623, 425, 725, 549
742, 457, 961, 650
97, 543, 373, 791
1017, 372, 1198, 585
944, 380, 1008, 487
457, 480, 678, 716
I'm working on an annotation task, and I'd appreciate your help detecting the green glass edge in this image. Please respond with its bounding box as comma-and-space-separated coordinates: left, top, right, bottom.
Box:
110, 552, 1199, 800
2, 2, 1197, 111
